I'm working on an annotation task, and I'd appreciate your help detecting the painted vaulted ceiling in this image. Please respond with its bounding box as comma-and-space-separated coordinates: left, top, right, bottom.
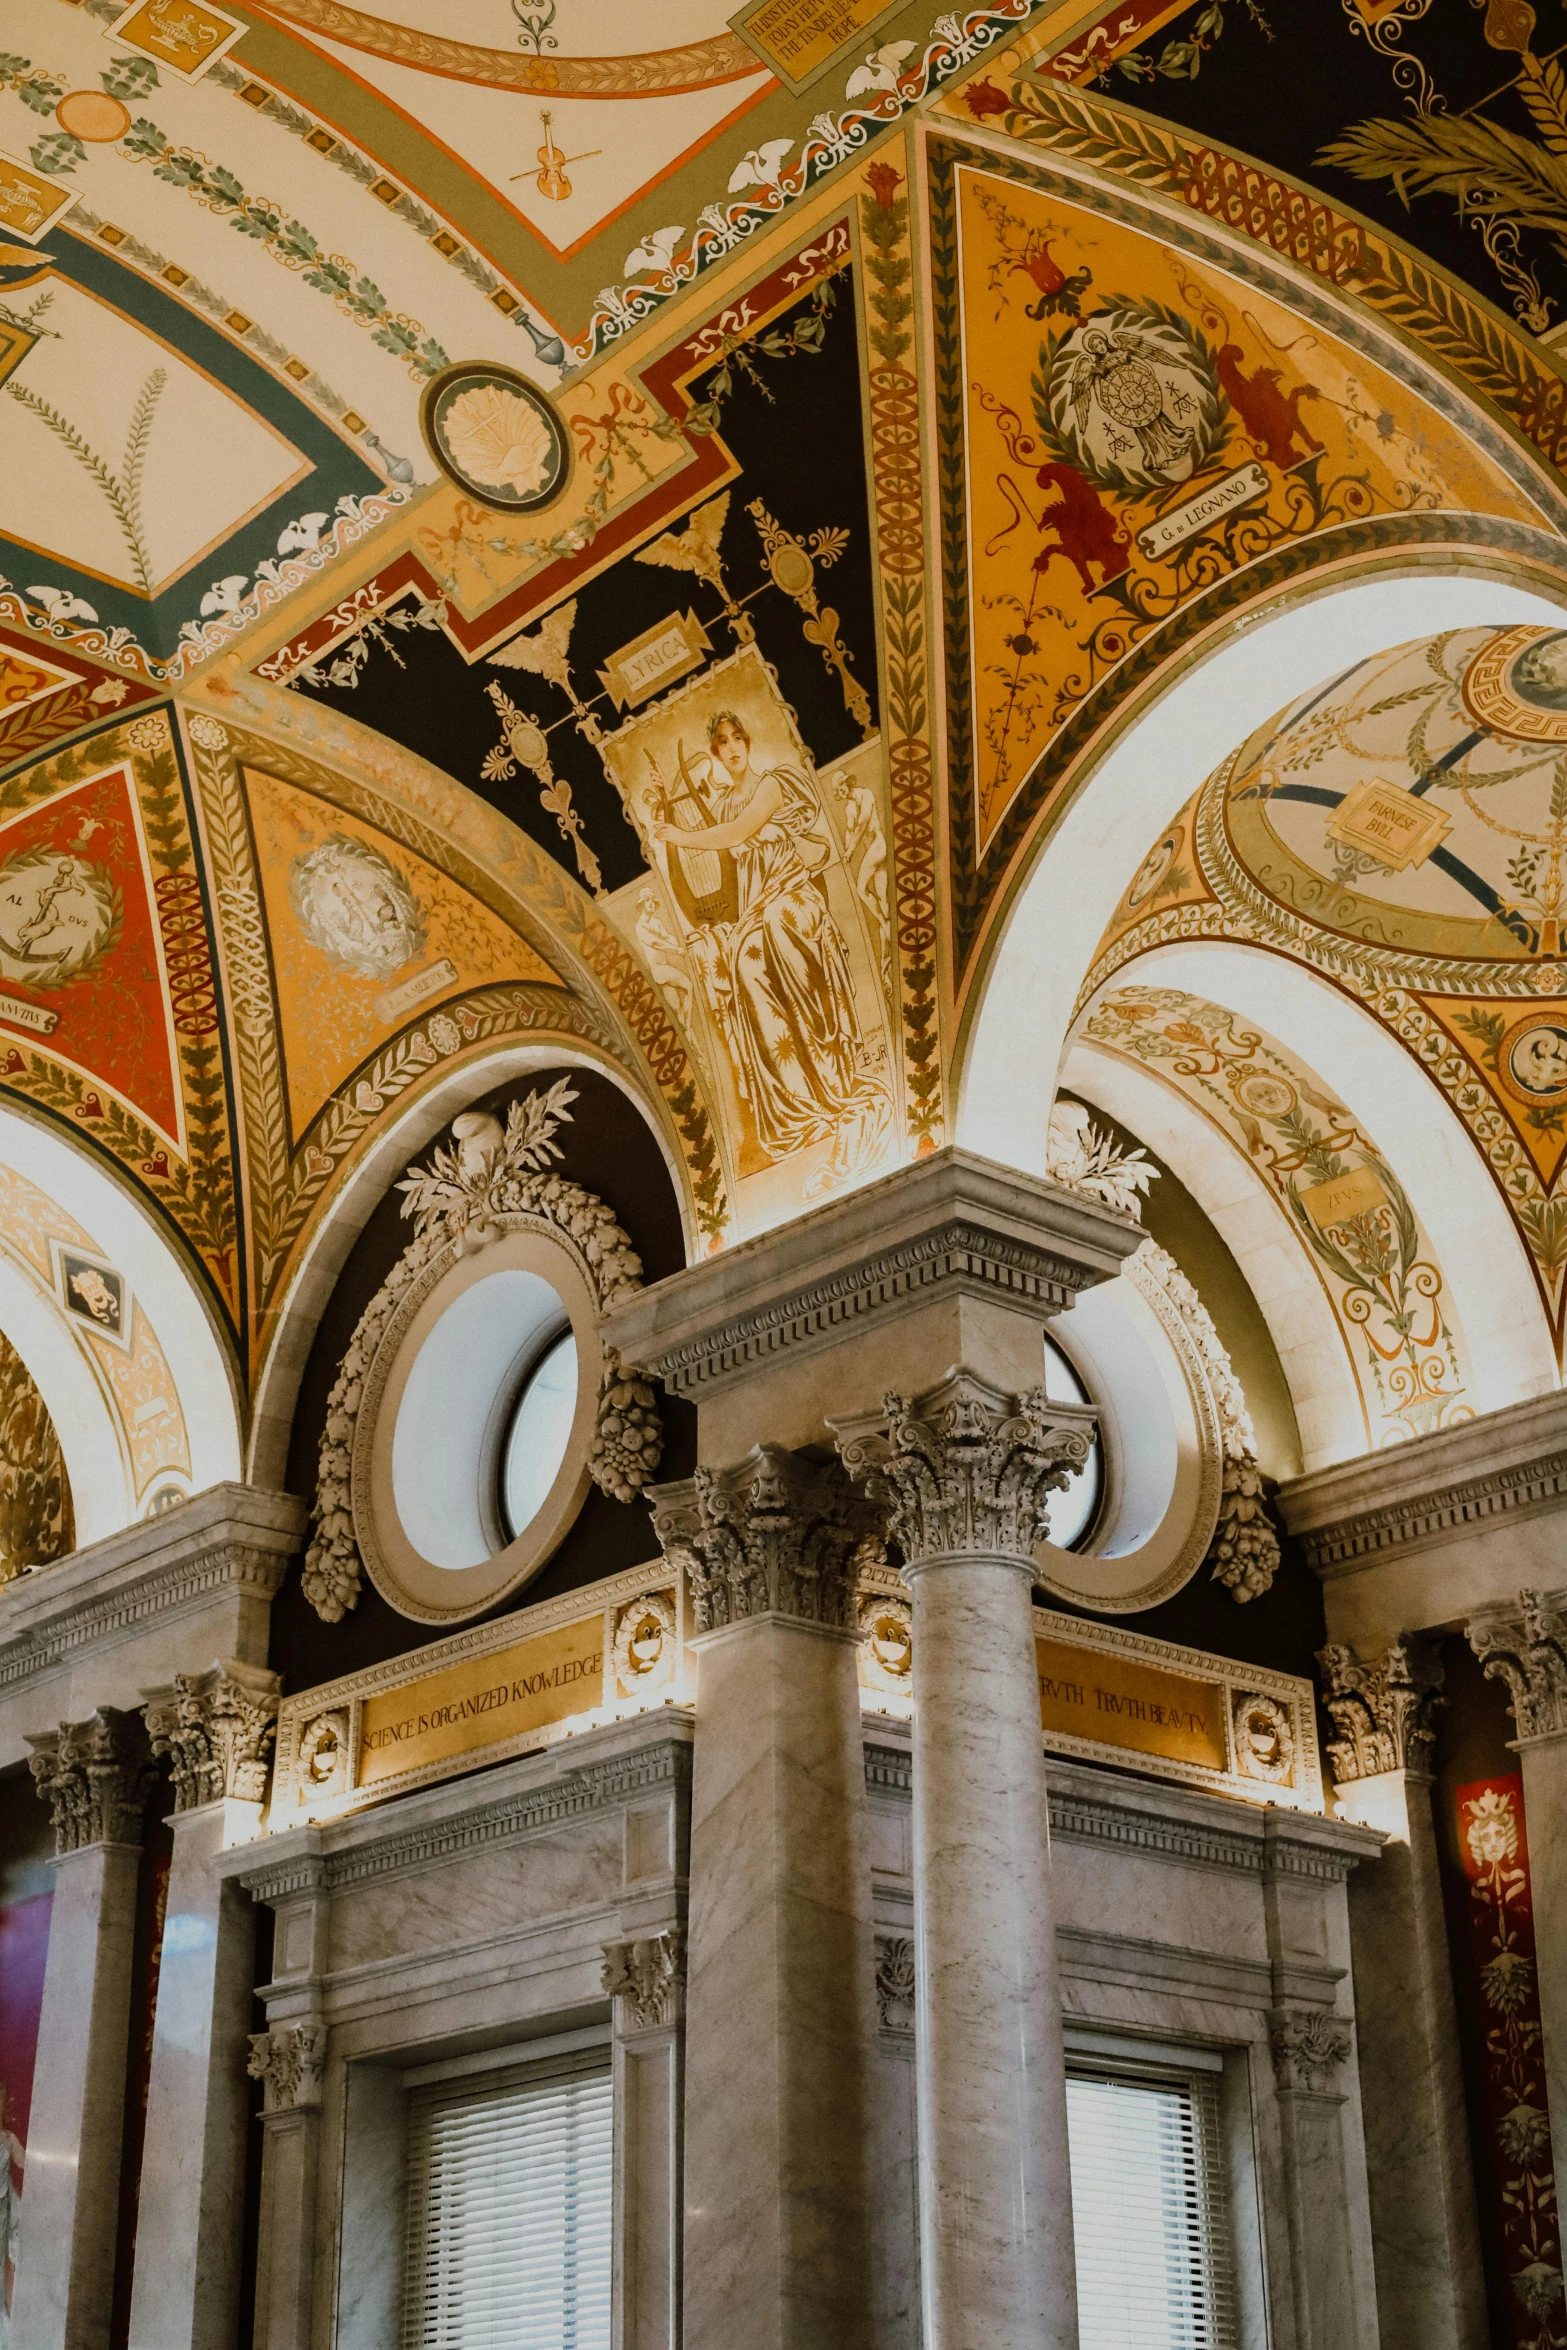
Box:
4, 0, 1567, 1480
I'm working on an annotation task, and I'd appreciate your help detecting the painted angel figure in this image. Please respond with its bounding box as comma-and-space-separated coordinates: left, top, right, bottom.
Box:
645, 710, 888, 1173
1069, 327, 1193, 481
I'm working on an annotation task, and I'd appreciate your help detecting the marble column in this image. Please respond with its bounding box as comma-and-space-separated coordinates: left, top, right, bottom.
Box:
1468, 1588, 1567, 2160
603, 1926, 686, 2350
651, 1448, 880, 2350
14, 1708, 156, 2350
836, 1369, 1093, 2350
126, 1658, 281, 2350
1318, 1637, 1487, 2350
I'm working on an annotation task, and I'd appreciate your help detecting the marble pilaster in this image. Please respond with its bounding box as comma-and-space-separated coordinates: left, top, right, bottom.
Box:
1467, 1588, 1567, 2162
604, 1927, 686, 2350
127, 1660, 281, 2350
247, 2016, 329, 2350
13, 1709, 155, 2350
651, 1448, 879, 2350
1319, 1638, 1487, 2350
836, 1369, 1093, 2350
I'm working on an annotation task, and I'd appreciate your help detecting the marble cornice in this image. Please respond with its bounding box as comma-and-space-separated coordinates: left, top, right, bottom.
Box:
604, 1147, 1141, 1398
866, 1740, 1377, 1879
234, 1726, 693, 1903
1278, 1391, 1567, 1575
0, 1485, 306, 1694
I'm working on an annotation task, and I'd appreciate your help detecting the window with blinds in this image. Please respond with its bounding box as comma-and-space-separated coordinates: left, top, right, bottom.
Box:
1066, 2063, 1238, 2350
402, 2057, 613, 2350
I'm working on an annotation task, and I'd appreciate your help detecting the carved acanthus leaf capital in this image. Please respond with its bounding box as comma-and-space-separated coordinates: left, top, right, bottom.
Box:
247, 2020, 327, 2113
26, 1706, 156, 1854
601, 1926, 686, 2029
1317, 1635, 1444, 1782
1270, 2007, 1352, 2095
144, 1658, 282, 1811
1468, 1590, 1567, 1743
650, 1448, 880, 1634
833, 1367, 1094, 1570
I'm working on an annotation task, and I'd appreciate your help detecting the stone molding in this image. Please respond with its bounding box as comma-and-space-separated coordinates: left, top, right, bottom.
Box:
834, 1367, 1094, 1569
235, 1734, 693, 1906
1278, 1391, 1567, 1576
1468, 1589, 1567, 1742
0, 1485, 304, 1696
1317, 1635, 1445, 1781
143, 1657, 282, 1810
866, 1742, 1375, 1883
27, 1706, 157, 1853
650, 1448, 880, 1634
875, 1934, 916, 2033
602, 1926, 686, 2030
604, 1146, 1142, 1400
1270, 2008, 1353, 2096
247, 2021, 327, 2113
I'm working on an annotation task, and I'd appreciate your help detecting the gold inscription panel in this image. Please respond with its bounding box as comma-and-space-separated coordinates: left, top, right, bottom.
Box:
358, 1614, 604, 1787
1036, 1637, 1229, 1774
736, 0, 898, 85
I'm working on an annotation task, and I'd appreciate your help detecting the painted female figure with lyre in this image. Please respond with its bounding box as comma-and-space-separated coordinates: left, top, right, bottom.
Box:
645, 710, 882, 1166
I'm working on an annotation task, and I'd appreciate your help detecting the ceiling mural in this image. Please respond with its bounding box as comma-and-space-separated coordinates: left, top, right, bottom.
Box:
0, 702, 238, 1321
0, 1324, 72, 1584
1009, 0, 1567, 347
0, 1153, 192, 1509
2, 0, 1567, 1449
1079, 624, 1567, 1353
1074, 983, 1474, 1447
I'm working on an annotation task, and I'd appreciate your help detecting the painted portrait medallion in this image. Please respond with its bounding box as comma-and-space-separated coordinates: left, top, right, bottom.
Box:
54, 1244, 129, 1346
0, 848, 120, 987
1037, 302, 1225, 495
1125, 832, 1179, 910
1462, 625, 1567, 744
420, 363, 571, 512
1501, 1017, 1567, 1104
288, 835, 425, 982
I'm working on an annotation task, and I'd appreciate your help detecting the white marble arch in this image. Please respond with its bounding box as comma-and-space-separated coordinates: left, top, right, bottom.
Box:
958, 570, 1567, 1176
1100, 939, 1556, 1421
1064, 1039, 1367, 1474
246, 1037, 688, 1489
0, 1101, 241, 1535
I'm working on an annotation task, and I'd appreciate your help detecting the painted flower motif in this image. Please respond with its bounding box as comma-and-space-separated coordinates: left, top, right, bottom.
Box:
1482, 1947, 1536, 2015
1497, 2102, 1553, 2166
1466, 1786, 1519, 1870
441, 384, 555, 497
1512, 2261, 1565, 2317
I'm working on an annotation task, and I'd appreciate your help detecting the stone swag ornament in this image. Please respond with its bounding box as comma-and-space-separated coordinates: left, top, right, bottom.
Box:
302, 1081, 663, 1621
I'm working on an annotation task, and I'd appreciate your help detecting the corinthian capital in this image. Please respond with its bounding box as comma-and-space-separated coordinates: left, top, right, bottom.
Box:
1468, 1589, 1567, 1742
27, 1707, 156, 1854
247, 2020, 327, 2113
1317, 1635, 1444, 1782
650, 1447, 880, 1635
144, 1657, 282, 1812
832, 1367, 1093, 1570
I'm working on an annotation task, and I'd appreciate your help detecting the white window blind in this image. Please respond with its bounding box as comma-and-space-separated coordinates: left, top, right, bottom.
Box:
402, 2058, 612, 2350
1066, 2066, 1237, 2350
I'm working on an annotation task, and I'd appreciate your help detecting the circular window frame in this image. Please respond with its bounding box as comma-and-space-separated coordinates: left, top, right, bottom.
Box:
353, 1223, 604, 1624
1034, 1259, 1223, 1614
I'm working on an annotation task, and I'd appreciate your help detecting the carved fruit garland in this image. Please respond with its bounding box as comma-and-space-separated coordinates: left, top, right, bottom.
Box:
302, 1081, 663, 1622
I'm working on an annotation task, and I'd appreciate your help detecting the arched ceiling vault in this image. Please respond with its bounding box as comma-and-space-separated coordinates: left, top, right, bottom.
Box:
6, 1, 1567, 1475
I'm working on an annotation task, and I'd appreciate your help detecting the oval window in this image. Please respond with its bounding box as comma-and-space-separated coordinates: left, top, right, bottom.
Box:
1042, 1334, 1104, 1552
500, 1327, 579, 1541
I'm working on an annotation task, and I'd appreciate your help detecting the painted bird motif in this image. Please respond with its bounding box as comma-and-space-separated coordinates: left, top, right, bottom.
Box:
487, 598, 578, 694
727, 139, 794, 194
635, 494, 730, 594
0, 241, 53, 295
845, 40, 915, 95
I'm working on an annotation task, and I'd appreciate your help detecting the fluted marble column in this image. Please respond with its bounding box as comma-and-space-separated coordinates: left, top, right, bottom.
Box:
1468, 1589, 1567, 2158
1318, 1638, 1486, 2350
836, 1370, 1093, 2350
127, 1659, 281, 2350
652, 1448, 880, 2350
14, 1709, 156, 2350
